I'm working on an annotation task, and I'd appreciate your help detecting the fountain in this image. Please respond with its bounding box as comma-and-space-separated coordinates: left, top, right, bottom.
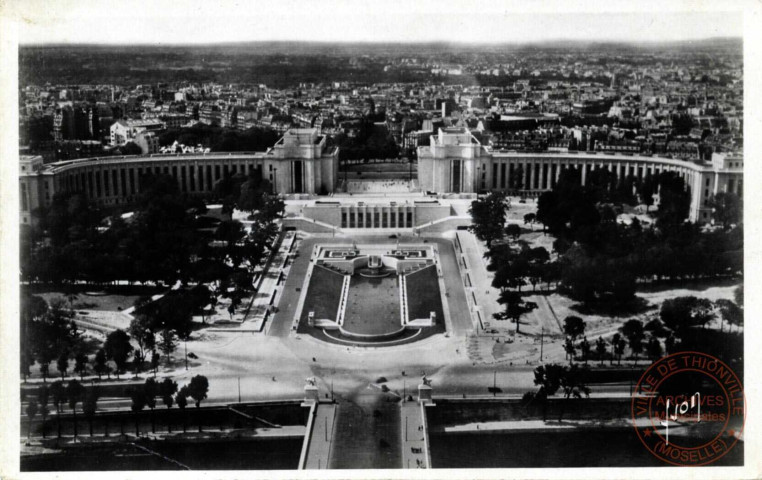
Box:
358, 255, 392, 278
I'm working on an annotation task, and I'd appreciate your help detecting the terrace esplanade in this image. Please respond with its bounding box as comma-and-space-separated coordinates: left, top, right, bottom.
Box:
417, 127, 743, 223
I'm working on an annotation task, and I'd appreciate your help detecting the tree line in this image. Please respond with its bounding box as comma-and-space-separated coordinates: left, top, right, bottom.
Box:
469, 171, 742, 327
158, 124, 281, 153
23, 375, 209, 440
22, 171, 284, 286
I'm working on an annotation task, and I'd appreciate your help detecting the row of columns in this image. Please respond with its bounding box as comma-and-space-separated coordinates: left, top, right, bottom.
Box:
55, 158, 272, 204
484, 158, 695, 192
341, 206, 415, 229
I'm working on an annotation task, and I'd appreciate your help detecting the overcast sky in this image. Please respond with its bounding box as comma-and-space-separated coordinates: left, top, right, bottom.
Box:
9, 0, 744, 45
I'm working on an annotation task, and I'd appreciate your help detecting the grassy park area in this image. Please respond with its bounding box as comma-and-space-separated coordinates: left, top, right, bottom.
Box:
29, 285, 164, 312
299, 265, 344, 322
406, 265, 444, 321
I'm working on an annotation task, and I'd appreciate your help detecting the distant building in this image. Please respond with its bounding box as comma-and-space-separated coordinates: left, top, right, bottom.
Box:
135, 131, 160, 154
199, 104, 221, 126
110, 119, 166, 146
53, 106, 75, 142
220, 105, 239, 128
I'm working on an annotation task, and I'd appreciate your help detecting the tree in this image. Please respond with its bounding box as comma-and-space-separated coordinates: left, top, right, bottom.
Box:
734, 284, 743, 309
129, 387, 146, 436
82, 388, 99, 437
523, 213, 536, 227
25, 399, 38, 442
646, 336, 663, 361
119, 141, 143, 156
37, 385, 50, 439
159, 295, 195, 341
92, 348, 108, 380
160, 378, 178, 433
533, 362, 591, 421
564, 337, 576, 365
708, 192, 741, 230
623, 319, 644, 342
188, 375, 209, 432
129, 315, 156, 375
66, 379, 84, 438
537, 190, 565, 234
36, 350, 53, 383
579, 337, 591, 365
505, 223, 522, 241
50, 380, 66, 438
563, 316, 585, 342
637, 174, 656, 211
492, 253, 529, 292
74, 352, 88, 380
623, 320, 644, 364
655, 172, 691, 226
151, 351, 161, 376
715, 299, 743, 333
176, 386, 189, 433
493, 290, 531, 334
104, 329, 133, 378
159, 328, 178, 357
56, 350, 69, 380
533, 363, 564, 421
612, 333, 626, 365
558, 364, 591, 421
21, 347, 34, 383
660, 297, 715, 333
468, 192, 509, 248
65, 291, 79, 311
144, 378, 159, 433
595, 337, 607, 366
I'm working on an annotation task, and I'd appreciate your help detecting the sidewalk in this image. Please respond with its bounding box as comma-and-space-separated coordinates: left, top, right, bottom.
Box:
301, 403, 337, 470
400, 400, 429, 469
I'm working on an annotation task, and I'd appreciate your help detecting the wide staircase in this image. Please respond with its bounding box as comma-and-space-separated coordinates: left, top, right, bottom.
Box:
342, 179, 418, 194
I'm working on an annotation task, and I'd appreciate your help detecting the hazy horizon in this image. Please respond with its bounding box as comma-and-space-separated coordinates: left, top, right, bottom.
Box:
9, 1, 743, 46
18, 36, 743, 48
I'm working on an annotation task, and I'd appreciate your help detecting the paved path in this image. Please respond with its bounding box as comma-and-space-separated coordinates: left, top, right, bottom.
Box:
269, 236, 337, 338
246, 232, 294, 332
400, 400, 430, 469
458, 231, 502, 329
432, 237, 471, 335
301, 403, 337, 470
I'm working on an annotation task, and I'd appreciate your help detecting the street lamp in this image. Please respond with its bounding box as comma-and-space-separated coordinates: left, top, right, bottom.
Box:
273, 168, 277, 194
540, 327, 545, 363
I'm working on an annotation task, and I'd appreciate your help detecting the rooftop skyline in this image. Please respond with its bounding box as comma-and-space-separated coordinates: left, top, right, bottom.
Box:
10, 0, 743, 46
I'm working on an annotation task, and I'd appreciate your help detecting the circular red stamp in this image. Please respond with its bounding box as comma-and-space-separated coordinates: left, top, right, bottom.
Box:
631, 351, 745, 466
